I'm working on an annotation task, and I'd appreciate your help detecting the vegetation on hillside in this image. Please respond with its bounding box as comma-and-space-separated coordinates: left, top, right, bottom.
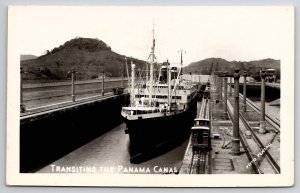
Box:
21, 37, 280, 82
21, 37, 148, 81
183, 58, 280, 80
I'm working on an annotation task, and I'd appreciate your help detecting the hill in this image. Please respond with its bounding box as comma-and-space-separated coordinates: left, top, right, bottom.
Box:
183, 58, 280, 80
21, 54, 37, 61
21, 37, 149, 80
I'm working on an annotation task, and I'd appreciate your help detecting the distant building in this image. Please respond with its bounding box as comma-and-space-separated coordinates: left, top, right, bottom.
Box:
181, 74, 210, 83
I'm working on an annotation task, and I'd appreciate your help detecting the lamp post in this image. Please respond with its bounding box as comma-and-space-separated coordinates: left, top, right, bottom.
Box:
20, 67, 26, 113
214, 71, 221, 100
232, 69, 241, 155
102, 70, 105, 96
221, 72, 229, 115
71, 68, 76, 102
259, 69, 267, 133
220, 74, 223, 101
242, 71, 249, 112
131, 62, 136, 105
229, 77, 233, 96
259, 69, 275, 134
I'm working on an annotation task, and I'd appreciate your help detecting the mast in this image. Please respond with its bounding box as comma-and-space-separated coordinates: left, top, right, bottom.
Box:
171, 50, 186, 97
125, 57, 130, 89
167, 60, 171, 108
122, 57, 125, 88
148, 23, 156, 105
178, 50, 186, 78
146, 64, 149, 82
131, 61, 135, 106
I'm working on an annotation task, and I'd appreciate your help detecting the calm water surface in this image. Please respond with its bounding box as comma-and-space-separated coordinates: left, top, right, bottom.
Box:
37, 123, 189, 174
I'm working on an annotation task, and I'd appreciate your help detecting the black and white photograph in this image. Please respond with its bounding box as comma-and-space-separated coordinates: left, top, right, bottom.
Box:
6, 6, 294, 187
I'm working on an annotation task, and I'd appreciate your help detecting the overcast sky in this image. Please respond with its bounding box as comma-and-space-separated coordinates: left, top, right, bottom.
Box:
12, 6, 292, 66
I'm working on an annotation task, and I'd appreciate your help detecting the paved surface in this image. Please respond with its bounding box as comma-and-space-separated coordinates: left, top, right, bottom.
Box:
210, 90, 253, 174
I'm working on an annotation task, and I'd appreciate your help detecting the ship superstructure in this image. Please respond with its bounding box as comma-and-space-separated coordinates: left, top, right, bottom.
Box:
121, 27, 198, 162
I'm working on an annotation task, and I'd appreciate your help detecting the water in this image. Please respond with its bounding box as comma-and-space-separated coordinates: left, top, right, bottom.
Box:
37, 101, 204, 174
251, 99, 280, 120
37, 123, 189, 174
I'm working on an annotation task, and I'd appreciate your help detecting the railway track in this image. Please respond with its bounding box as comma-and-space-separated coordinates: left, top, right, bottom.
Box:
227, 99, 280, 174
239, 112, 280, 174
189, 151, 207, 174
238, 93, 280, 131
188, 97, 211, 174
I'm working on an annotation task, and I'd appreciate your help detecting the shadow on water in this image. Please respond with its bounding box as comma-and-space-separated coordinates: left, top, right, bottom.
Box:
129, 132, 190, 165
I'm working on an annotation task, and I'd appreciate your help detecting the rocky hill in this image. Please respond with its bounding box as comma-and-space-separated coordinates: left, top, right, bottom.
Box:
21, 38, 280, 81
183, 58, 280, 80
21, 37, 149, 80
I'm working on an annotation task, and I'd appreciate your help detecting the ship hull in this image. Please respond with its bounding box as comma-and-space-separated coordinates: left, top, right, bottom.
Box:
124, 96, 198, 163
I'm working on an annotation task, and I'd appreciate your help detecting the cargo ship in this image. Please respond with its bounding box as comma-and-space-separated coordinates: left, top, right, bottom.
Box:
121, 29, 198, 162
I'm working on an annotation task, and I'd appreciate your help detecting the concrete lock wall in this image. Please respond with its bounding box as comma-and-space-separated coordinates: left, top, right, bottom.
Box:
20, 94, 130, 173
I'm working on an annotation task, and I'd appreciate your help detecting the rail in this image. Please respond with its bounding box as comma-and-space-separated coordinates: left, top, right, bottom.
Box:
227, 107, 263, 174
20, 93, 125, 119
23, 86, 121, 102
238, 93, 280, 132
227, 98, 280, 174
239, 112, 280, 174
23, 77, 130, 89
189, 151, 207, 174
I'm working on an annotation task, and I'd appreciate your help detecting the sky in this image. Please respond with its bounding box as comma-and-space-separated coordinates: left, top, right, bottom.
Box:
11, 6, 293, 66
